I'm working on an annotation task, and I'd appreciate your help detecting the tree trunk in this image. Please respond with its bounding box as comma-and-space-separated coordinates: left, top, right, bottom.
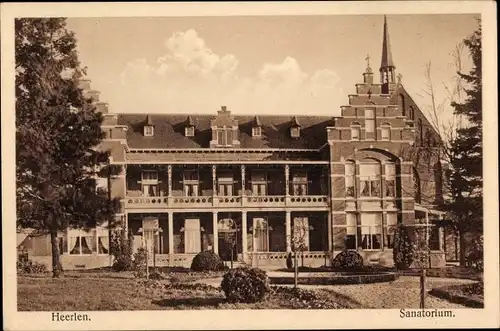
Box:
459, 231, 467, 266
50, 228, 62, 278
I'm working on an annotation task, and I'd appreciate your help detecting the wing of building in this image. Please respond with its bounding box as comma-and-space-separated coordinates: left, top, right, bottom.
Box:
25, 16, 458, 271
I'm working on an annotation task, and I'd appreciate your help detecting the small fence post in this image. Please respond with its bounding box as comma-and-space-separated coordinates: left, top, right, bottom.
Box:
419, 269, 426, 308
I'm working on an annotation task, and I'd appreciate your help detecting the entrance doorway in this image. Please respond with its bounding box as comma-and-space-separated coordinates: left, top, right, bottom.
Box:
217, 217, 241, 262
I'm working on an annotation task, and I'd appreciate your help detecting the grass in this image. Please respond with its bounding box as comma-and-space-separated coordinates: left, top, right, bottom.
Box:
17, 271, 359, 311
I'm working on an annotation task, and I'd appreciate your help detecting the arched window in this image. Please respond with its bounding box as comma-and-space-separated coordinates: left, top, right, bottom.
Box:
359, 159, 381, 197
350, 122, 361, 141
413, 167, 422, 204
385, 162, 396, 197
381, 123, 391, 141
409, 106, 415, 120
345, 161, 356, 197
417, 119, 423, 145
398, 94, 406, 117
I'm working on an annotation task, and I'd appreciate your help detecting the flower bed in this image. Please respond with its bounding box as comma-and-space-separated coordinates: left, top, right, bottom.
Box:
270, 271, 398, 285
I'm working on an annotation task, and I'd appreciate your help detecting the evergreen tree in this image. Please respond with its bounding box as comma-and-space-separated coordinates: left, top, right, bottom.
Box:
15, 18, 118, 277
448, 22, 482, 265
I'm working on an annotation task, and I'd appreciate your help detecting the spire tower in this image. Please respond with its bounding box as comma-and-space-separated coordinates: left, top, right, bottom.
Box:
380, 15, 396, 94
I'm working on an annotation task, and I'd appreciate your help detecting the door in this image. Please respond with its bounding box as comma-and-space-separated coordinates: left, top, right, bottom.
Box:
253, 218, 269, 252
184, 218, 201, 253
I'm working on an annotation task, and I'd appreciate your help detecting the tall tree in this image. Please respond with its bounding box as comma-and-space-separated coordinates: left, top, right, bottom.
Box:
447, 22, 483, 265
15, 18, 117, 277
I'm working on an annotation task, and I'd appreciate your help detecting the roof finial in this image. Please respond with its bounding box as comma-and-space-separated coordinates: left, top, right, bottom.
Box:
365, 54, 373, 73
397, 73, 403, 85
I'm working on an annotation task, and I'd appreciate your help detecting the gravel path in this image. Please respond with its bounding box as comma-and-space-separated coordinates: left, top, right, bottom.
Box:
297, 276, 475, 309
193, 276, 476, 309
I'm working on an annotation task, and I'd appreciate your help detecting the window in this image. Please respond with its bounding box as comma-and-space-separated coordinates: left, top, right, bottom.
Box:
359, 160, 381, 197
185, 126, 195, 137
142, 170, 159, 197
252, 126, 262, 138
97, 223, 110, 255
409, 106, 415, 120
251, 171, 267, 196
381, 123, 391, 141
107, 129, 112, 139
365, 108, 375, 133
216, 126, 233, 146
292, 171, 308, 196
429, 226, 441, 251
345, 213, 357, 249
345, 161, 355, 197
350, 122, 361, 140
360, 213, 382, 250
385, 213, 397, 248
385, 163, 396, 197
398, 94, 406, 116
183, 170, 199, 197
290, 127, 300, 138
253, 218, 269, 252
413, 168, 422, 203
218, 171, 234, 196
69, 230, 95, 255
144, 125, 154, 137
417, 118, 423, 145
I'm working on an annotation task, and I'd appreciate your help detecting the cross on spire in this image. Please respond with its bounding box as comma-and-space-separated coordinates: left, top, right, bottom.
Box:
366, 54, 371, 69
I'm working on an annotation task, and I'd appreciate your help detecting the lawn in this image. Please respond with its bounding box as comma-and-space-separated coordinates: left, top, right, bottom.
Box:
17, 271, 360, 311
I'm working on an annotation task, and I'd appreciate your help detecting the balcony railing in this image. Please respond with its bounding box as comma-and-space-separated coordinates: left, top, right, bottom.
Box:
125, 195, 329, 209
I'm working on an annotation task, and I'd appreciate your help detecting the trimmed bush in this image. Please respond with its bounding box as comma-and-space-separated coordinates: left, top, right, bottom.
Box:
392, 223, 415, 270
110, 229, 134, 271
190, 250, 224, 272
133, 247, 148, 278
220, 267, 271, 303
331, 251, 363, 269
286, 252, 293, 269
17, 259, 48, 274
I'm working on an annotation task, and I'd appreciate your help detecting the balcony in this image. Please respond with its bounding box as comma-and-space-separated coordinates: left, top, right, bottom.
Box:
125, 194, 328, 209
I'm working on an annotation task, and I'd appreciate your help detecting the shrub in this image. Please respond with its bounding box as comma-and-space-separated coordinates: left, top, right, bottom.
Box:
17, 259, 48, 274
110, 229, 134, 271
331, 251, 363, 269
133, 247, 148, 278
392, 224, 415, 270
190, 250, 224, 272
220, 267, 271, 303
466, 235, 483, 272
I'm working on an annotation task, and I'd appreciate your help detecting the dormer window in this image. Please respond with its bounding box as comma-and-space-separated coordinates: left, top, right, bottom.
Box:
252, 116, 262, 138
185, 126, 195, 137
185, 115, 195, 137
290, 116, 301, 138
144, 125, 154, 137
217, 126, 233, 146
143, 115, 154, 137
252, 126, 262, 138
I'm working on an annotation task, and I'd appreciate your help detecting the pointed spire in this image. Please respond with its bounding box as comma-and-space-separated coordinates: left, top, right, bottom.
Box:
380, 15, 395, 70
253, 115, 262, 127
145, 114, 154, 126
291, 116, 301, 127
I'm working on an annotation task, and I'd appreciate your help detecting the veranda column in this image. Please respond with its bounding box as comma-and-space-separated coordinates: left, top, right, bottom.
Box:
425, 210, 430, 268
167, 165, 172, 197
212, 211, 219, 254
327, 212, 332, 252
168, 211, 174, 255
212, 165, 217, 206
241, 211, 247, 257
241, 164, 246, 197
285, 164, 290, 205
286, 211, 291, 252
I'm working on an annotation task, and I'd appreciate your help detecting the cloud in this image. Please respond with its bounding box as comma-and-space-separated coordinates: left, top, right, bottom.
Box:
111, 29, 343, 115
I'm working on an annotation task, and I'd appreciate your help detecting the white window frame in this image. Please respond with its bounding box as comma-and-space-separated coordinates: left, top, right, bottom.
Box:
216, 126, 233, 147
183, 170, 200, 196
345, 161, 356, 198
345, 213, 357, 250
68, 229, 95, 256
290, 126, 300, 138
252, 126, 262, 138
185, 126, 195, 137
384, 163, 396, 197
385, 213, 397, 249
365, 108, 375, 134
381, 123, 391, 141
350, 125, 361, 141
359, 213, 382, 251
359, 161, 381, 198
144, 125, 154, 137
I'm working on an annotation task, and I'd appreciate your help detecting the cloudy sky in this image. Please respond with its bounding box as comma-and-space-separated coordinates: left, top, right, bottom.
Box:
66, 14, 479, 117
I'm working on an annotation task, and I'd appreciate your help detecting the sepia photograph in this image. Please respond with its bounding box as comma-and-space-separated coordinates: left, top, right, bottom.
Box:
2, 1, 498, 330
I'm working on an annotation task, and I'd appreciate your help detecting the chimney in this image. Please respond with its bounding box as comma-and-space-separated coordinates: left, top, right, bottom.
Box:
78, 79, 92, 91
